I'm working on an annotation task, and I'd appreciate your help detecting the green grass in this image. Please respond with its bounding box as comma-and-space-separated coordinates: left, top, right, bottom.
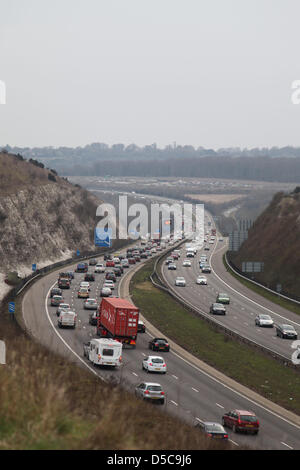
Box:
130, 260, 300, 415
223, 254, 300, 316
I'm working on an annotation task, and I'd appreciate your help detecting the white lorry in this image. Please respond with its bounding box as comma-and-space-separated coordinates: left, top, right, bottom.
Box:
58, 311, 77, 329
83, 338, 122, 368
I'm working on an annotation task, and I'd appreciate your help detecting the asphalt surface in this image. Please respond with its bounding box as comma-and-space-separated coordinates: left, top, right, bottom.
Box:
162, 233, 300, 362
22, 240, 300, 450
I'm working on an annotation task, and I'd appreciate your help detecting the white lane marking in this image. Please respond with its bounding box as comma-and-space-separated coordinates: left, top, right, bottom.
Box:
172, 375, 178, 380
281, 442, 293, 450
192, 387, 199, 393
195, 417, 203, 423
229, 439, 239, 447
132, 372, 138, 377
216, 403, 224, 409
170, 400, 178, 407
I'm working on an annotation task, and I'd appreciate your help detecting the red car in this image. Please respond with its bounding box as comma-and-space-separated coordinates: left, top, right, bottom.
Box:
128, 258, 136, 265
106, 260, 115, 268
222, 410, 259, 435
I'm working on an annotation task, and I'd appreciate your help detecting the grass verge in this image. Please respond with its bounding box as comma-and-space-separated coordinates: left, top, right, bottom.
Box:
223, 254, 300, 317
130, 259, 300, 415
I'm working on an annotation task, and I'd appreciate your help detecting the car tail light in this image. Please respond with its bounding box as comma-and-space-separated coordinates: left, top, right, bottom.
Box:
160, 392, 165, 395
98, 354, 101, 360
144, 390, 149, 395
163, 364, 166, 367
149, 363, 153, 366
207, 433, 212, 437
224, 434, 228, 439
119, 356, 122, 362
155, 343, 159, 347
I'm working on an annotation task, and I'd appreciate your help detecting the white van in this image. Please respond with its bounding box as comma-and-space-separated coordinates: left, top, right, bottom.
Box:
58, 311, 77, 329
84, 338, 122, 367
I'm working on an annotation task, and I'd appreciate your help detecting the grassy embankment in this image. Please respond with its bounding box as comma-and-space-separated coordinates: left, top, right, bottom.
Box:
130, 259, 300, 415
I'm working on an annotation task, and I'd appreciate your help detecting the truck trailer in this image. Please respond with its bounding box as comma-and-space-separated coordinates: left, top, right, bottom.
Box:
97, 298, 139, 348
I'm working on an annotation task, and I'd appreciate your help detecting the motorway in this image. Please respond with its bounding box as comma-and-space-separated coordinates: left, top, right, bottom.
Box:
22, 238, 300, 450
161, 222, 300, 362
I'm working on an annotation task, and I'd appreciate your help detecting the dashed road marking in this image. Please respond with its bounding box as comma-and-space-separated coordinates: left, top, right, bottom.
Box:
216, 403, 224, 409
281, 442, 293, 450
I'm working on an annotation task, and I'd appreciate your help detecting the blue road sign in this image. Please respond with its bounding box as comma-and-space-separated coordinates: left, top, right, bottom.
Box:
32, 264, 37, 272
95, 228, 112, 248
8, 302, 15, 314
77, 250, 80, 257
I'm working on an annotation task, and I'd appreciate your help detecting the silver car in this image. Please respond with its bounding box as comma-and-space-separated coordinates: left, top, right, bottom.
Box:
84, 298, 98, 310
255, 314, 274, 327
175, 277, 186, 287
135, 382, 165, 404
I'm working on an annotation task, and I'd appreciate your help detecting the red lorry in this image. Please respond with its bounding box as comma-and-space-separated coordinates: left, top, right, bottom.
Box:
211, 228, 216, 236
97, 298, 139, 348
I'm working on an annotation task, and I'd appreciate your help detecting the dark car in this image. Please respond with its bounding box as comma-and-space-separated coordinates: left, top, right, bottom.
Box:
66, 271, 74, 280
222, 410, 259, 435
115, 264, 124, 274
134, 255, 141, 262
89, 258, 98, 266
195, 421, 228, 440
128, 258, 136, 265
85, 273, 95, 282
89, 311, 98, 326
106, 272, 116, 282
141, 253, 148, 259
113, 267, 122, 277
138, 320, 146, 333
104, 254, 113, 261
58, 278, 71, 289
149, 338, 170, 352
50, 287, 62, 298
275, 324, 298, 339
76, 263, 88, 273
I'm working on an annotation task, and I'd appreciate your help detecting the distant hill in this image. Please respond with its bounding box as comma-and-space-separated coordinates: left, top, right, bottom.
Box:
229, 188, 300, 299
2, 145, 300, 183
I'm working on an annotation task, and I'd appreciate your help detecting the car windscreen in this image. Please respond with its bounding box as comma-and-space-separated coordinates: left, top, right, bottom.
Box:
152, 358, 164, 363
240, 415, 257, 423
283, 325, 294, 330
147, 385, 162, 391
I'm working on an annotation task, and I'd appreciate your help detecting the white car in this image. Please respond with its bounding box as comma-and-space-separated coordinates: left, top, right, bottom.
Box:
80, 281, 90, 291
113, 257, 120, 264
196, 276, 207, 285
255, 314, 274, 328
175, 277, 186, 287
103, 280, 115, 290
56, 303, 71, 316
95, 263, 105, 273
142, 356, 167, 374
100, 287, 112, 297
209, 239, 215, 244
182, 260, 192, 267
121, 259, 129, 268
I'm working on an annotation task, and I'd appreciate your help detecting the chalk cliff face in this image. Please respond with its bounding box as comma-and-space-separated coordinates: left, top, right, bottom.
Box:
0, 152, 102, 277
230, 188, 300, 299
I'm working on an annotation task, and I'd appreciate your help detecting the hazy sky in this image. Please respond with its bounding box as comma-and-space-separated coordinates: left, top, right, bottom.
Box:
1, 0, 300, 149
